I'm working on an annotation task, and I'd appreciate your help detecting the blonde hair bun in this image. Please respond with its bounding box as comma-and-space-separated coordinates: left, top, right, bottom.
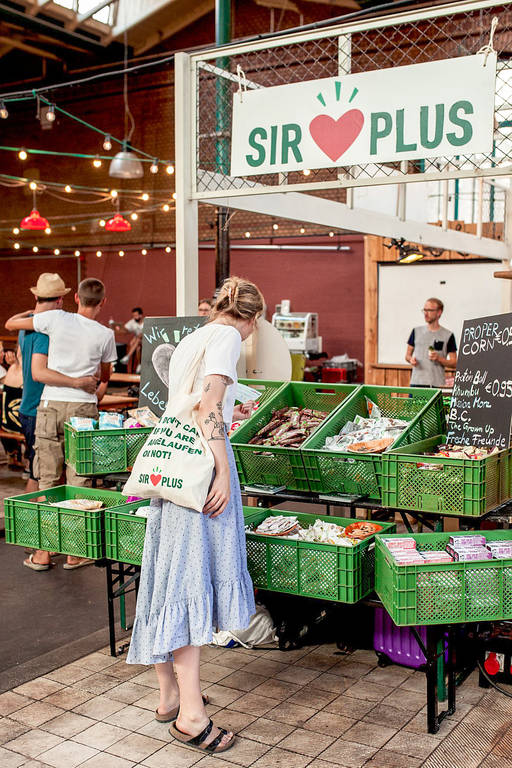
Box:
212, 276, 264, 321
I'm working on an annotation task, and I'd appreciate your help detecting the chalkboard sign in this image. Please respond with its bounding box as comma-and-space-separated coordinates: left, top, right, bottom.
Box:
447, 312, 512, 450
138, 316, 206, 416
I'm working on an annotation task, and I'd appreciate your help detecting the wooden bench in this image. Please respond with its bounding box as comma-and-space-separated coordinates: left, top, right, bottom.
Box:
0, 429, 24, 443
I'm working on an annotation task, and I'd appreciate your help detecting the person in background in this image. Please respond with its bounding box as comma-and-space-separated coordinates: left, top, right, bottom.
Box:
405, 297, 457, 387
0, 345, 23, 469
197, 298, 213, 317
5, 277, 117, 571
0, 342, 15, 379
117, 307, 144, 369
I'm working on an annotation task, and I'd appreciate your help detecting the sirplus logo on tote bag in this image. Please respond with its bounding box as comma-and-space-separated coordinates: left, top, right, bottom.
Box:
123, 326, 221, 512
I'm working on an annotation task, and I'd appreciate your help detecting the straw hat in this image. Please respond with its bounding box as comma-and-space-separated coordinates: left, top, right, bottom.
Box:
30, 273, 71, 298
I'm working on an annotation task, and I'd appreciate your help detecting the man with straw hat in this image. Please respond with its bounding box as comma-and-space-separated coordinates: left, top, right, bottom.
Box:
6, 276, 117, 570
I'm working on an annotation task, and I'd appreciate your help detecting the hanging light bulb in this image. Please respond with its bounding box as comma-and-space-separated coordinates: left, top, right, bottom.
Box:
99, 219, 106, 227
328, 231, 334, 238
109, 142, 143, 179
162, 203, 170, 212
272, 222, 279, 230
96, 250, 102, 257
172, 192, 177, 200
302, 169, 311, 176
74, 250, 81, 256
130, 212, 138, 221
0, 100, 8, 119
64, 184, 72, 193
20, 189, 50, 231
29, 181, 37, 191
13, 242, 20, 250
32, 246, 39, 253
93, 155, 102, 168
105, 213, 131, 232
54, 248, 60, 255
119, 250, 125, 257
46, 104, 56, 122
141, 248, 147, 256
19, 149, 27, 160
45, 227, 52, 235
150, 159, 159, 174
141, 193, 149, 201
12, 227, 19, 235
300, 227, 305, 234
166, 164, 174, 175
71, 225, 77, 232
245, 231, 251, 238
165, 246, 171, 253
103, 134, 112, 151
110, 189, 118, 198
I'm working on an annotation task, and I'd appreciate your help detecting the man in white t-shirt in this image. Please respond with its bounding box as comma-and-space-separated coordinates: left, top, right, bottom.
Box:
6, 278, 117, 489
114, 306, 144, 369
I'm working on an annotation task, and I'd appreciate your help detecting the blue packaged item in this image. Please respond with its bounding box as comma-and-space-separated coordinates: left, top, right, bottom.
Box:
99, 411, 124, 430
70, 416, 97, 431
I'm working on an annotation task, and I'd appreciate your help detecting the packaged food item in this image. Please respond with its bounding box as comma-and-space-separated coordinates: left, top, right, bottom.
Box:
453, 548, 493, 562
425, 444, 498, 460
297, 519, 355, 546
255, 515, 300, 536
49, 498, 103, 511
393, 554, 425, 565
124, 417, 143, 429
249, 407, 328, 448
324, 412, 409, 453
127, 407, 160, 427
98, 411, 124, 430
70, 416, 97, 431
449, 535, 486, 548
486, 542, 512, 558
421, 551, 453, 563
382, 537, 416, 551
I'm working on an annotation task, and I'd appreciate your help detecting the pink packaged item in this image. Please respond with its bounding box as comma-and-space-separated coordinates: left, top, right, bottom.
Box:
454, 548, 493, 562
383, 538, 416, 551
422, 551, 453, 563
449, 535, 486, 548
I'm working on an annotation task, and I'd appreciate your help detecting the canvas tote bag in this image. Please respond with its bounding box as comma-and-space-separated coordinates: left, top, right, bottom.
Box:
123, 325, 221, 512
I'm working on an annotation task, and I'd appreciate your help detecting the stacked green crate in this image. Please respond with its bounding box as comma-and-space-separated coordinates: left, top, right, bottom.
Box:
382, 435, 512, 517
105, 507, 148, 566
375, 531, 512, 626
302, 385, 445, 500
244, 508, 395, 603
65, 423, 152, 476
231, 382, 358, 491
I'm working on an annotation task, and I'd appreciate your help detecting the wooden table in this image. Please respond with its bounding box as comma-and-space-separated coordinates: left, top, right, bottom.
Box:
110, 373, 140, 385
99, 394, 138, 412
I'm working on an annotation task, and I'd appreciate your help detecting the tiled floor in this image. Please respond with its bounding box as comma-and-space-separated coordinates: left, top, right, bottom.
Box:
0, 642, 510, 768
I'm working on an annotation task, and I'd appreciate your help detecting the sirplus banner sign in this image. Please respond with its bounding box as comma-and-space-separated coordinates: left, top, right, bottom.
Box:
230, 54, 496, 177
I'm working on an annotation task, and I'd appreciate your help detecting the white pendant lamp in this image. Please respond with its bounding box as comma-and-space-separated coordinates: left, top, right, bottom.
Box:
109, 143, 143, 179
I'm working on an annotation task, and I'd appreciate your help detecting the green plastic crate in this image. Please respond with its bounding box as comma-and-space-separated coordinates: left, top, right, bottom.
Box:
301, 385, 446, 500
231, 382, 358, 491
382, 435, 512, 517
105, 507, 149, 566
3, 485, 147, 559
244, 507, 396, 603
375, 531, 512, 626
64, 422, 153, 476
237, 378, 285, 407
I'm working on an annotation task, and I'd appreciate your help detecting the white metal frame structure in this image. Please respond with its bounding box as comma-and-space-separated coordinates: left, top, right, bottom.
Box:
175, 0, 512, 313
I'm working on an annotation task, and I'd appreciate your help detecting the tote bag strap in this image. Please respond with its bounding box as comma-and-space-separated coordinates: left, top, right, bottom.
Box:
174, 324, 227, 398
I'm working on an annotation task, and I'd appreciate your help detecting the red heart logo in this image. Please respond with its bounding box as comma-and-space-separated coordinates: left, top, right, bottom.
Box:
309, 109, 364, 162
150, 473, 161, 486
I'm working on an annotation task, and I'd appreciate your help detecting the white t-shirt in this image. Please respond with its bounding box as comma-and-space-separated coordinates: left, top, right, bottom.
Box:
33, 310, 117, 403
124, 318, 144, 337
168, 323, 241, 423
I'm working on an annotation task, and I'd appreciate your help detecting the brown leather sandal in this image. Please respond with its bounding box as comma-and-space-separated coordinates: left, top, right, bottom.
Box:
154, 693, 210, 722
170, 718, 235, 753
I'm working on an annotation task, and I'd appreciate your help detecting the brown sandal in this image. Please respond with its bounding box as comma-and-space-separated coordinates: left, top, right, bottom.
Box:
170, 718, 235, 754
155, 693, 210, 722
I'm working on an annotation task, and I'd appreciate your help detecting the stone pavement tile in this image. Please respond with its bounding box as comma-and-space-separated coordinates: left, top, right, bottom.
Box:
309, 674, 352, 695
104, 682, 155, 705
341, 722, 396, 749
264, 648, 313, 663
0, 745, 26, 767
207, 735, 270, 767
132, 690, 159, 712
303, 711, 355, 737
141, 742, 207, 767
14, 760, 54, 768
317, 738, 377, 767
128, 671, 159, 690
38, 740, 98, 768
363, 703, 414, 730
384, 730, 441, 760
106, 732, 167, 762
422, 745, 487, 768
73, 721, 131, 750
286, 686, 337, 710
45, 665, 92, 685
212, 651, 252, 671
199, 663, 234, 684
135, 720, 174, 741
0, 693, 34, 717
363, 666, 412, 687
202, 685, 244, 708
364, 749, 424, 768
80, 653, 119, 672
243, 659, 288, 677
293, 654, 339, 673
41, 712, 96, 738
331, 662, 376, 680
74, 673, 120, 696
343, 681, 395, 703
278, 727, 336, 757
193, 757, 241, 768
209, 708, 257, 733
266, 701, 318, 728
80, 754, 134, 768
304, 760, 345, 768
324, 695, 375, 720
10, 702, 65, 728
43, 687, 92, 711
250, 679, 301, 701
273, 667, 320, 686
103, 705, 155, 731
456, 687, 486, 706
249, 746, 312, 768
0, 718, 30, 745
402, 707, 457, 738
200, 646, 226, 663
221, 671, 268, 693
73, 694, 126, 720
13, 680, 64, 701
226, 693, 277, 717
239, 716, 294, 746
379, 688, 426, 713
4, 729, 64, 758
444, 701, 480, 722
348, 650, 378, 666
106, 664, 148, 682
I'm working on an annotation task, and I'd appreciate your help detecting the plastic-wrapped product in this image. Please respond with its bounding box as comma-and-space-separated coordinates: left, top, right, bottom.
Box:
99, 411, 124, 429
70, 416, 97, 431
453, 548, 493, 562
382, 537, 416, 551
449, 535, 486, 548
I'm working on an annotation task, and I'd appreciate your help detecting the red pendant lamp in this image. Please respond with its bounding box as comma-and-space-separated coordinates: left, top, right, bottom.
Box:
105, 212, 131, 232
20, 190, 50, 230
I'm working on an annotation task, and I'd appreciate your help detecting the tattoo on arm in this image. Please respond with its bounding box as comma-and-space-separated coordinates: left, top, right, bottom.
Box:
203, 400, 225, 441
203, 382, 211, 393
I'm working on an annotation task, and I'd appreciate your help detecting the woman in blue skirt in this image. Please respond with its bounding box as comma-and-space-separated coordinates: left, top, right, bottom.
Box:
127, 277, 264, 755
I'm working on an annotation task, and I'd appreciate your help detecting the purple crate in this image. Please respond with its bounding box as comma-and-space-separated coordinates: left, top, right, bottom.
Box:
373, 606, 426, 669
